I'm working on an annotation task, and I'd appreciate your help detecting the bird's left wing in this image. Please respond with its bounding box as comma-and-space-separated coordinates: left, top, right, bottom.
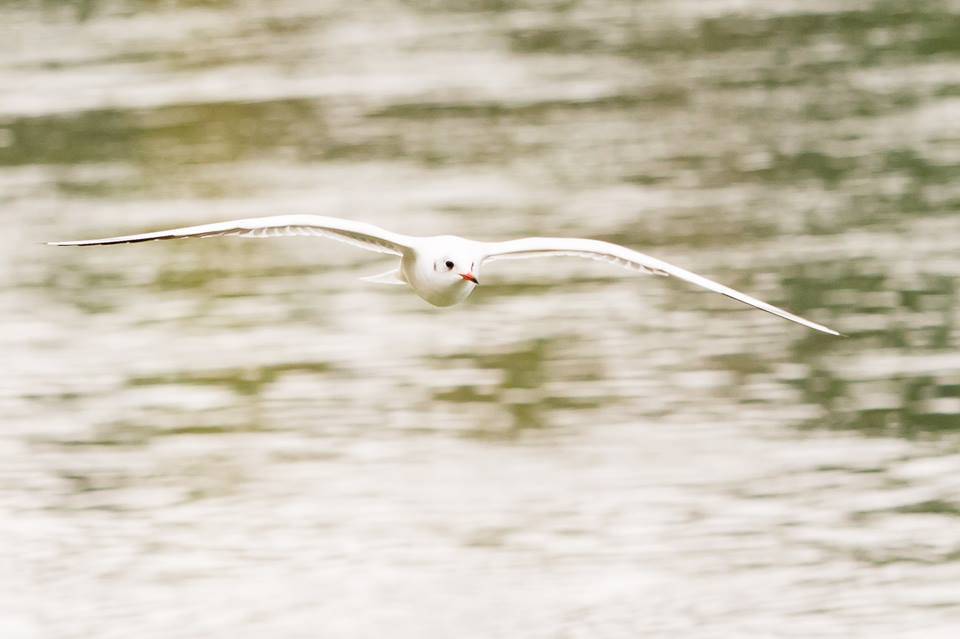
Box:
481, 237, 840, 336
48, 215, 415, 256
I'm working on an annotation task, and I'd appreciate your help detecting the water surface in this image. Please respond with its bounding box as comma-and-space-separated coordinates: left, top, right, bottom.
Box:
3, 1, 960, 637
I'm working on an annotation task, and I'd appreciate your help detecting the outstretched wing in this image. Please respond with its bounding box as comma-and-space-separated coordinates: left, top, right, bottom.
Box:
482, 237, 840, 336
48, 215, 415, 256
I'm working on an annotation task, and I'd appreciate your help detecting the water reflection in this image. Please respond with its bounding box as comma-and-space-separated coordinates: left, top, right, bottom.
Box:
3, 0, 960, 637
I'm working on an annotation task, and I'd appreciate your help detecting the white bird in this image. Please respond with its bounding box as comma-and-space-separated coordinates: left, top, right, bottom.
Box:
48, 214, 840, 335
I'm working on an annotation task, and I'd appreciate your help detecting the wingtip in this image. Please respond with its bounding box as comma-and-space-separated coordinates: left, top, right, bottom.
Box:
46, 240, 94, 246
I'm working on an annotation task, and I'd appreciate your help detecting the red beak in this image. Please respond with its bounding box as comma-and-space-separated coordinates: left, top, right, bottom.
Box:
460, 273, 479, 285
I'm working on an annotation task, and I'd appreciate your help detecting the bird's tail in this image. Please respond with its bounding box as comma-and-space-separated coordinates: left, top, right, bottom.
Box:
359, 268, 406, 286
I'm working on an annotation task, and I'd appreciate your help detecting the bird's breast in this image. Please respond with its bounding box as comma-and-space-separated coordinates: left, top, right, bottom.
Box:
412, 280, 475, 307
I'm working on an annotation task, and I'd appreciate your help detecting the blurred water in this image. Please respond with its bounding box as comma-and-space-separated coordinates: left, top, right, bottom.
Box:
3, 0, 960, 637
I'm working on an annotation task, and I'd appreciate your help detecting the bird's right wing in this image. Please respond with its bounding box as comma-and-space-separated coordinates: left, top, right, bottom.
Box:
47, 215, 415, 256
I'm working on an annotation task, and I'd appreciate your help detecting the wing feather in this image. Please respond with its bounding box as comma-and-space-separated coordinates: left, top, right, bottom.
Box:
482, 237, 840, 336
47, 215, 414, 256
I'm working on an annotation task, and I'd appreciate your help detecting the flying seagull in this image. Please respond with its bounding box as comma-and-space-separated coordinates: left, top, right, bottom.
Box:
48, 215, 840, 335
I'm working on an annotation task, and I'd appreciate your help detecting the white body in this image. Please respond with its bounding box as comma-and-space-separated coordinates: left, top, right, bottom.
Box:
49, 214, 841, 335
400, 236, 480, 307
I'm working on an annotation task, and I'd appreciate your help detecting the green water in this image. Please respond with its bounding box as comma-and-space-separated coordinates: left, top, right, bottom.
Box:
3, 1, 960, 637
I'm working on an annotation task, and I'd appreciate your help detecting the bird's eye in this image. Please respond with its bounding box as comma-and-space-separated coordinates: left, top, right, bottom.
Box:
444, 260, 455, 270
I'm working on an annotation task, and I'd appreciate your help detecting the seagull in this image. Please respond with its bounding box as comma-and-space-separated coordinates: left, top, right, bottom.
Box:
48, 214, 840, 335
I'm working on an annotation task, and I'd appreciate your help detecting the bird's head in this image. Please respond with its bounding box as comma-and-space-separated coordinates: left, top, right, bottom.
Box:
432, 254, 479, 287
402, 235, 486, 306
404, 239, 483, 307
